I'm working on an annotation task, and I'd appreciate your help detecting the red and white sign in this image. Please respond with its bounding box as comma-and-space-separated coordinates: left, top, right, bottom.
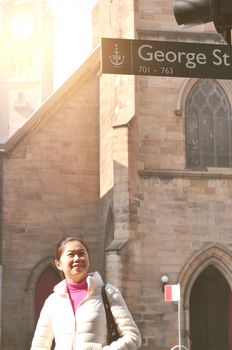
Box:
164, 284, 180, 302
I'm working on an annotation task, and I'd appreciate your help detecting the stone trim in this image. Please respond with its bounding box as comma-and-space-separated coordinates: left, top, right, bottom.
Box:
137, 29, 223, 44
174, 78, 232, 117
179, 244, 232, 304
25, 257, 59, 293
177, 244, 232, 349
105, 239, 128, 255
138, 168, 232, 180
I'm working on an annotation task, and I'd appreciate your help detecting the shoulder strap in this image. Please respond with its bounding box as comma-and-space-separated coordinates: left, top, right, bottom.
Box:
101, 285, 119, 344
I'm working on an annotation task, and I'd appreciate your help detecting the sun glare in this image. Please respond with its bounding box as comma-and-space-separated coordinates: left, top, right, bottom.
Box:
7, 14, 35, 39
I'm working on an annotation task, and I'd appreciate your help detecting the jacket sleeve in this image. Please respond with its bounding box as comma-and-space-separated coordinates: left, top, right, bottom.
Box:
30, 296, 54, 350
103, 285, 141, 350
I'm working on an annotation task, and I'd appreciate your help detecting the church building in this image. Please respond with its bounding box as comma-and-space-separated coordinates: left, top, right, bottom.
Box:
0, 1, 232, 349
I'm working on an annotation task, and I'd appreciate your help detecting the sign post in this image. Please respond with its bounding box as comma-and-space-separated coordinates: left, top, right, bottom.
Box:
178, 299, 181, 350
101, 37, 232, 79
164, 284, 187, 350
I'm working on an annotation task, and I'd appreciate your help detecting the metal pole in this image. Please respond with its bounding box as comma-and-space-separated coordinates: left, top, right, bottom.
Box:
178, 300, 181, 350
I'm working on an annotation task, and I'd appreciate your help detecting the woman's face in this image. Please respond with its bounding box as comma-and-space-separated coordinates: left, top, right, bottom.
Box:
55, 240, 90, 283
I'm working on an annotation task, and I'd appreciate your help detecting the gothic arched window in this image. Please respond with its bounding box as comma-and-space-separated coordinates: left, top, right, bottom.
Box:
186, 79, 232, 168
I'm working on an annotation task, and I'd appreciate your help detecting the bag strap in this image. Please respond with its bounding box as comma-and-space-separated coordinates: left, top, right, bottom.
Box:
101, 285, 119, 344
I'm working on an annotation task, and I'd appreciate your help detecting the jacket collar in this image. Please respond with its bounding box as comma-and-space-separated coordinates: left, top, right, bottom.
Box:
53, 271, 104, 294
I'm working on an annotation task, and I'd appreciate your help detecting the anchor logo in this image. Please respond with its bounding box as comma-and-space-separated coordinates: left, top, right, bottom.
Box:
109, 44, 125, 66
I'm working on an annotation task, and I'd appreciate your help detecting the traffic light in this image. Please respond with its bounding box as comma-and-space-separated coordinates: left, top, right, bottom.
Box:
172, 0, 232, 44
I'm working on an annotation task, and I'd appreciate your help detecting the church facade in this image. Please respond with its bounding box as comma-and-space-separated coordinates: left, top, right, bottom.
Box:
1, 1, 232, 349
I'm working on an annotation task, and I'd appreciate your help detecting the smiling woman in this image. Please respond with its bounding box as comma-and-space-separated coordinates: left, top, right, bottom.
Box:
30, 237, 141, 350
55, 238, 90, 283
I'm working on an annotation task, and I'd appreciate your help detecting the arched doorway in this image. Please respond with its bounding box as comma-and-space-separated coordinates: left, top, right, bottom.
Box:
35, 265, 61, 323
190, 265, 230, 350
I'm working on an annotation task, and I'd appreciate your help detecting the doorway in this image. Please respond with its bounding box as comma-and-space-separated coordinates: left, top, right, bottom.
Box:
190, 265, 230, 350
35, 265, 61, 323
35, 266, 61, 349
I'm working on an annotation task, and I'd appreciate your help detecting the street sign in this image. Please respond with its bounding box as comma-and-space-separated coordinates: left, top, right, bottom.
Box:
164, 284, 181, 302
101, 37, 232, 79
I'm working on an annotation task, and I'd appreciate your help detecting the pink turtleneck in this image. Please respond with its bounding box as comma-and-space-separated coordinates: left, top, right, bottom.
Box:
66, 279, 88, 314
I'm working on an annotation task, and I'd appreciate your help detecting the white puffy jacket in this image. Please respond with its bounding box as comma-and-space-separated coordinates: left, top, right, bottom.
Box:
31, 271, 141, 350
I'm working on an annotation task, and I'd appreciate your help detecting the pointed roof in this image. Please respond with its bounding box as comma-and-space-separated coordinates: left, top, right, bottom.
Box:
0, 47, 100, 154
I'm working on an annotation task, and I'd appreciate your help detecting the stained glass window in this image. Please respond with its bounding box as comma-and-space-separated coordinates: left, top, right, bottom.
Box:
186, 80, 232, 168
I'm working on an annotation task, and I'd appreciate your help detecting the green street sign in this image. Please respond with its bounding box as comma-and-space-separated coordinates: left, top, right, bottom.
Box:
101, 37, 232, 79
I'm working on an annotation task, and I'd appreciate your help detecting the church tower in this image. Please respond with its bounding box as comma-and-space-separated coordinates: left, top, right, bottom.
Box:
0, 0, 53, 142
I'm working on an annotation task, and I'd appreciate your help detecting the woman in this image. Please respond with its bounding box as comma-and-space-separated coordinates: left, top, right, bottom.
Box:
31, 237, 141, 350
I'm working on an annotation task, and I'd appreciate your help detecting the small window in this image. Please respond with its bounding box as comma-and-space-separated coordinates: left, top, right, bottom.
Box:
186, 79, 232, 168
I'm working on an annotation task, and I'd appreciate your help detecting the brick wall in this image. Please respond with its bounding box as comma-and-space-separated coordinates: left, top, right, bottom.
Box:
1, 60, 101, 349
2, 1, 232, 349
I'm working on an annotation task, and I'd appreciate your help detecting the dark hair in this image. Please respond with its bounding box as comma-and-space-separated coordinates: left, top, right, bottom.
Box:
55, 237, 90, 261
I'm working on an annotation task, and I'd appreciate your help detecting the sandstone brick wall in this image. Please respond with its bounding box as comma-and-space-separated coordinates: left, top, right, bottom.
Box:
1, 63, 101, 349
132, 172, 232, 349
2, 1, 232, 350
95, 1, 232, 349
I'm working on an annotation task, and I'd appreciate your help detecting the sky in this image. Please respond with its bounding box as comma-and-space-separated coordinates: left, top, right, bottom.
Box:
49, 0, 99, 87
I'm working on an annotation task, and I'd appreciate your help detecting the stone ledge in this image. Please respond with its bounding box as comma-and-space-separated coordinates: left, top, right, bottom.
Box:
137, 29, 223, 44
138, 168, 232, 180
105, 239, 128, 255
